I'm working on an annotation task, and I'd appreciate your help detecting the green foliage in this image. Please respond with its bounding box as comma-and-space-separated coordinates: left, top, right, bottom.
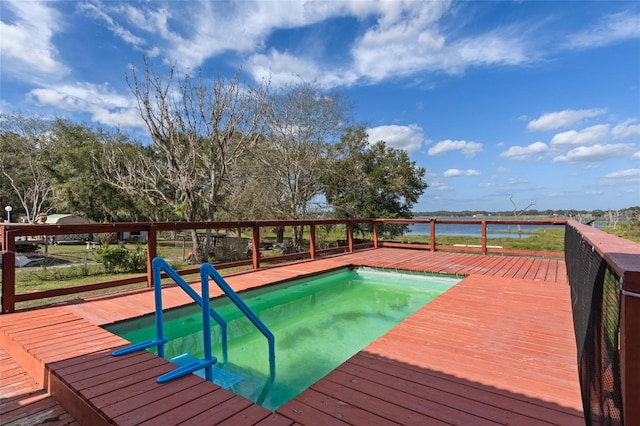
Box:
96, 242, 132, 273
19, 264, 104, 286
127, 243, 148, 272
323, 126, 427, 235
385, 228, 566, 252
0, 113, 53, 221
95, 242, 149, 273
602, 223, 640, 243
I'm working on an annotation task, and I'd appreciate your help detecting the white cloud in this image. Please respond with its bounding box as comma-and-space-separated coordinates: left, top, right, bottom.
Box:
567, 12, 640, 49
603, 169, 640, 181
77, 2, 147, 49
0, 0, 69, 78
247, 50, 325, 87
499, 141, 548, 160
497, 167, 511, 173
527, 108, 606, 131
506, 177, 528, 185
350, 2, 450, 81
550, 124, 610, 147
427, 181, 453, 192
428, 139, 483, 158
612, 119, 640, 139
28, 83, 146, 129
367, 124, 424, 152
351, 10, 531, 82
121, 0, 530, 87
443, 169, 480, 177
633, 151, 640, 160
553, 144, 635, 163
246, 49, 361, 89
75, 1, 605, 92
444, 28, 529, 73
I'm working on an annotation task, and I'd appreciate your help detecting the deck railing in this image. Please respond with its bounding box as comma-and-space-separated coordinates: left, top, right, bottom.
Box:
1, 218, 565, 313
564, 220, 640, 424
2, 217, 638, 421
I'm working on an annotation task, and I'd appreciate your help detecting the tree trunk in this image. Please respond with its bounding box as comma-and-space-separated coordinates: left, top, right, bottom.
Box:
276, 226, 285, 244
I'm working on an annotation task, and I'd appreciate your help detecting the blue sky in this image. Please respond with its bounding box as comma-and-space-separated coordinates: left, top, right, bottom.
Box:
1, 1, 639, 213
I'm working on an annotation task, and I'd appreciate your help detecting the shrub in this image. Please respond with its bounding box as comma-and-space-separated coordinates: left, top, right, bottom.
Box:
96, 242, 130, 273
127, 243, 147, 272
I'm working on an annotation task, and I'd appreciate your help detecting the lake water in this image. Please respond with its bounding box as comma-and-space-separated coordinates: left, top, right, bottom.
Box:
407, 219, 563, 239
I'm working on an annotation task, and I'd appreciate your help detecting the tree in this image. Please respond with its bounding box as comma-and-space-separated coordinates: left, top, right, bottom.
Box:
44, 119, 146, 222
98, 135, 179, 222
323, 126, 427, 235
101, 59, 270, 260
510, 196, 536, 233
0, 113, 53, 222
256, 82, 351, 246
217, 144, 277, 221
510, 196, 536, 219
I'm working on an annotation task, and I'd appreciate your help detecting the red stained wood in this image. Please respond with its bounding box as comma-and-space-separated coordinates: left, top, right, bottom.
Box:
136, 387, 235, 426
0, 347, 77, 425
1, 248, 582, 425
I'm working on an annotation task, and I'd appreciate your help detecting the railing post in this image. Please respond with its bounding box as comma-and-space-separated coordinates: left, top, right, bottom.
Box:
1, 227, 16, 313
252, 223, 260, 269
348, 221, 354, 252
481, 220, 487, 255
621, 272, 640, 422
309, 223, 316, 259
373, 221, 379, 248
146, 225, 157, 288
430, 219, 436, 252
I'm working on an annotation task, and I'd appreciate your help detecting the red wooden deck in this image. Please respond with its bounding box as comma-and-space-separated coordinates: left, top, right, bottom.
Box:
0, 248, 582, 425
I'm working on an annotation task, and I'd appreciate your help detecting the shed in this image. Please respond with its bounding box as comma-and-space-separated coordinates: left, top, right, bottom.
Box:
44, 214, 91, 243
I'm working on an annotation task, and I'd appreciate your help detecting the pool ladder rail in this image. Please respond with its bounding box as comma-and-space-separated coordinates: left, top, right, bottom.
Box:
112, 257, 276, 385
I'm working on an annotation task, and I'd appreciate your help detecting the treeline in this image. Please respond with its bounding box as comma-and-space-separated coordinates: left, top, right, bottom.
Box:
0, 65, 427, 259
415, 207, 640, 219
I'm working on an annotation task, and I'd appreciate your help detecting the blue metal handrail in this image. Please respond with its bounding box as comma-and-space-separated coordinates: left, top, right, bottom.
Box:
200, 262, 276, 378
112, 257, 228, 383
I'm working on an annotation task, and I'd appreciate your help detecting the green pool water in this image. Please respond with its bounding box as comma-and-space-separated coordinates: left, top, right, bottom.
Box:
106, 267, 459, 411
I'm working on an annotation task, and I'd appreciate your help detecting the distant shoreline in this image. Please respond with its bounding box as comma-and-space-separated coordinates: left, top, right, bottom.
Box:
412, 208, 636, 218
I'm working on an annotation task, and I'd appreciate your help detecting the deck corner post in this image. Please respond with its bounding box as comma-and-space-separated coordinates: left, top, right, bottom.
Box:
348, 221, 354, 252
373, 221, 379, 248
1, 227, 16, 313
309, 223, 316, 259
430, 219, 436, 252
621, 271, 640, 423
252, 223, 260, 269
146, 225, 157, 288
481, 220, 488, 255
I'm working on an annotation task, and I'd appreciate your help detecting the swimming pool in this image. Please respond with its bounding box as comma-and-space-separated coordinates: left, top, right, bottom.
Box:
107, 267, 460, 411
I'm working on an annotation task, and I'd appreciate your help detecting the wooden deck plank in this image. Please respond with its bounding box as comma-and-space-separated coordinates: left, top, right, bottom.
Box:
0, 347, 77, 425
522, 257, 543, 280
275, 401, 339, 425
174, 395, 255, 425
136, 388, 235, 426
109, 382, 218, 425
215, 403, 274, 426
254, 413, 296, 426
345, 355, 582, 425
318, 369, 503, 425
0, 248, 581, 425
